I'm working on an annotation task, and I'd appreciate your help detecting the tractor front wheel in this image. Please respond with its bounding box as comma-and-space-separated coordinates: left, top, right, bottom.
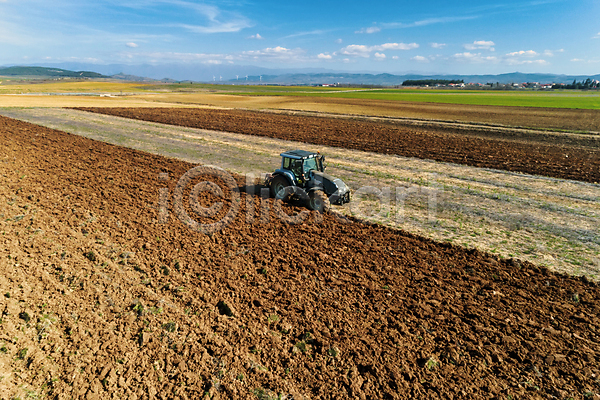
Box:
308, 190, 331, 213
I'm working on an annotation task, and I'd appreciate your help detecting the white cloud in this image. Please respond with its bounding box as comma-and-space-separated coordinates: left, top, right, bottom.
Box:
506, 50, 538, 57
464, 40, 495, 51
335, 38, 343, 44
504, 50, 548, 65
593, 32, 600, 39
411, 55, 430, 63
376, 42, 419, 51
126, 42, 139, 48
374, 52, 386, 60
392, 56, 399, 60
355, 26, 381, 34
244, 46, 292, 55
451, 50, 549, 66
506, 58, 548, 66
240, 46, 307, 63
247, 33, 263, 40
317, 53, 332, 60
569, 58, 600, 63
340, 42, 418, 57
340, 44, 372, 57
430, 42, 446, 49
453, 52, 498, 63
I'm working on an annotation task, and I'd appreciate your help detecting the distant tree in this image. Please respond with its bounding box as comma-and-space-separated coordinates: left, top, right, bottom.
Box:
401, 79, 464, 87
553, 78, 599, 90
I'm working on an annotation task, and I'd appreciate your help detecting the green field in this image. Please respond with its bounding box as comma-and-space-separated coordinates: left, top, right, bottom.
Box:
145, 83, 600, 109
220, 86, 600, 109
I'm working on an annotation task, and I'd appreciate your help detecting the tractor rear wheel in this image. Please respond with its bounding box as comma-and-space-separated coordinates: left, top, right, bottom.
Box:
270, 175, 291, 200
308, 190, 331, 213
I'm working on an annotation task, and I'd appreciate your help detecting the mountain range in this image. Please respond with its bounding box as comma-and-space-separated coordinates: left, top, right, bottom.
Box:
1, 65, 599, 86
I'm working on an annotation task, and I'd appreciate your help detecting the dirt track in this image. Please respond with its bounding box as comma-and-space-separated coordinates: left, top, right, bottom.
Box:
1, 115, 600, 399
76, 107, 600, 184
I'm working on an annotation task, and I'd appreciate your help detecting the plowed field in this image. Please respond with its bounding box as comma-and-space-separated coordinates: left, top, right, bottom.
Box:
1, 114, 600, 399
75, 107, 600, 184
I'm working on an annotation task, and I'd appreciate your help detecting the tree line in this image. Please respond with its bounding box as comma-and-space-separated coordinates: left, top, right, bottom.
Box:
553, 78, 599, 90
401, 79, 464, 87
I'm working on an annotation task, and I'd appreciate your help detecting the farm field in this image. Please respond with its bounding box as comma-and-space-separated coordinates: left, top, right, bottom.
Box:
218, 87, 600, 110
124, 92, 600, 132
1, 114, 600, 399
2, 81, 600, 131
0, 85, 599, 399
0, 80, 152, 94
1, 107, 598, 281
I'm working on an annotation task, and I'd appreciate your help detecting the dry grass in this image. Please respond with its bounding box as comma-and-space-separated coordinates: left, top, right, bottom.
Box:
0, 81, 150, 94
2, 107, 598, 279
0, 95, 197, 108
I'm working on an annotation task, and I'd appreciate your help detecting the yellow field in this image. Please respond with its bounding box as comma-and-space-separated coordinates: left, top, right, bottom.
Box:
0, 95, 195, 108
0, 80, 152, 94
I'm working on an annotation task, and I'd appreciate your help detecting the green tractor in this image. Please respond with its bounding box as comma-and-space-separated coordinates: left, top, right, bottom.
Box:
265, 150, 351, 213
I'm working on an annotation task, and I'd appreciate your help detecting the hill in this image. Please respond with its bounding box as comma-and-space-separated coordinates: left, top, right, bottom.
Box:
0, 66, 107, 78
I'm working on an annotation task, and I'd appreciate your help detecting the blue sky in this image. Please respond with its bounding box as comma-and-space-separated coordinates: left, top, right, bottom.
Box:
1, 0, 599, 76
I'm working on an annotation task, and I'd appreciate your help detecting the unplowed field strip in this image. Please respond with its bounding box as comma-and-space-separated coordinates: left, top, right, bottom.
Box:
1, 114, 600, 399
75, 107, 600, 184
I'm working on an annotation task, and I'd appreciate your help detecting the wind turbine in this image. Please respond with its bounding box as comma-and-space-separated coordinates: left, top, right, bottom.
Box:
213, 75, 216, 82
219, 75, 222, 82
259, 75, 262, 82
245, 75, 248, 81
236, 75, 239, 80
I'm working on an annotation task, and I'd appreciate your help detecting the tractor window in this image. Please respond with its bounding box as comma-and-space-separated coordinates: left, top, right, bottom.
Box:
303, 158, 318, 175
290, 159, 302, 178
282, 157, 291, 170
317, 156, 325, 172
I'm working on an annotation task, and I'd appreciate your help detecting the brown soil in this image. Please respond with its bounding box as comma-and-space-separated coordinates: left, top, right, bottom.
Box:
1, 115, 600, 399
75, 107, 600, 184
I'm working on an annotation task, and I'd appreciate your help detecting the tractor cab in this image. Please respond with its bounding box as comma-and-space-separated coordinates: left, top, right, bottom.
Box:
280, 149, 325, 186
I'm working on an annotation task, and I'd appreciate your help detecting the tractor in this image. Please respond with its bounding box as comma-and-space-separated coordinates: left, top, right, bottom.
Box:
265, 150, 351, 213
